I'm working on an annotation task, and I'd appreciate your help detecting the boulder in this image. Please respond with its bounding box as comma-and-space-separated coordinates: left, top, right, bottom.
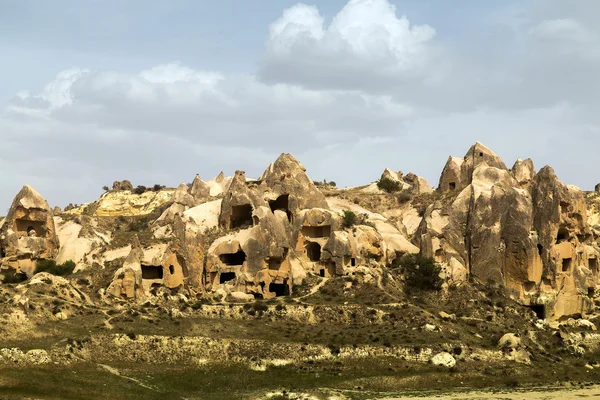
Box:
112, 180, 133, 191
498, 333, 521, 350
431, 352, 456, 368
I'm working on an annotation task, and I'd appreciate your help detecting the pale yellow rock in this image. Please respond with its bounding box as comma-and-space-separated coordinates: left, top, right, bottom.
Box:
65, 189, 175, 217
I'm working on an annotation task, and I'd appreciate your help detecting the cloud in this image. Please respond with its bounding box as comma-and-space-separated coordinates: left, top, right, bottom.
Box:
259, 0, 439, 93
1, 0, 600, 211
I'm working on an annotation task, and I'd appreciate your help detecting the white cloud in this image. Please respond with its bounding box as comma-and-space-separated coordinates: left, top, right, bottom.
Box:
1, 0, 600, 211
259, 0, 439, 92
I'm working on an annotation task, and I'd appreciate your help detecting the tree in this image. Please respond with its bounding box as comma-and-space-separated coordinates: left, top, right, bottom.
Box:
393, 254, 443, 291
377, 177, 403, 193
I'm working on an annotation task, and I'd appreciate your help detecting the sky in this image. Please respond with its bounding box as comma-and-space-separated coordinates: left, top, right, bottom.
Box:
1, 0, 599, 211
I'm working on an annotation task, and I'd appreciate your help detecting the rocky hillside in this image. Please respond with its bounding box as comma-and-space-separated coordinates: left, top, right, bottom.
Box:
0, 142, 599, 399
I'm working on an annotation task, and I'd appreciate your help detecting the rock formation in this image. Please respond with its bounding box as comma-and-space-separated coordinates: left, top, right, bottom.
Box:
418, 143, 599, 320
112, 180, 133, 191
0, 186, 59, 278
0, 147, 596, 322
381, 169, 433, 195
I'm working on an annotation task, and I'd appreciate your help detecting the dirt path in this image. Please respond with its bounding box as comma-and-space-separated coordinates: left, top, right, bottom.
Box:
381, 385, 600, 399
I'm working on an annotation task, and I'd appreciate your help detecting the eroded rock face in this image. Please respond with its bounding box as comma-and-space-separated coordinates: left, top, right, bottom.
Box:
0, 186, 59, 277
107, 238, 189, 300
208, 154, 355, 298
218, 154, 329, 231
419, 142, 599, 320
158, 176, 212, 223
438, 142, 508, 192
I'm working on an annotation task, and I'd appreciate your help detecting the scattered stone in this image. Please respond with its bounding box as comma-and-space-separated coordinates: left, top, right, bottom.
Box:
498, 333, 521, 350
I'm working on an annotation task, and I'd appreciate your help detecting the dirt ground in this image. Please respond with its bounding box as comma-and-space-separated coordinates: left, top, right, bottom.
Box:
386, 385, 600, 400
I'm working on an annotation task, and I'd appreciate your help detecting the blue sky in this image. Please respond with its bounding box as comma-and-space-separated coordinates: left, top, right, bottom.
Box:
0, 0, 599, 210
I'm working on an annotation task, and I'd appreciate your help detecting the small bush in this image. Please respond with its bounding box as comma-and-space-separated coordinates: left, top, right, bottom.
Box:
342, 210, 375, 229
394, 254, 443, 291
35, 259, 76, 276
397, 192, 412, 203
102, 186, 109, 191
253, 302, 269, 312
76, 278, 90, 286
152, 184, 166, 191
342, 210, 358, 228
377, 177, 403, 193
133, 185, 147, 195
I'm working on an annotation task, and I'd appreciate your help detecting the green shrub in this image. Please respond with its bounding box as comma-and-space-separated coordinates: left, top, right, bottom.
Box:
35, 259, 76, 276
397, 192, 412, 203
342, 210, 376, 229
342, 210, 358, 228
393, 254, 443, 291
102, 186, 109, 192
377, 177, 403, 193
133, 185, 147, 195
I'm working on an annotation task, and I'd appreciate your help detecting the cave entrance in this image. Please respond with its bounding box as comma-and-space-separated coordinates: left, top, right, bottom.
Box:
537, 244, 543, 257
268, 248, 288, 271
220, 272, 236, 284
588, 287, 596, 298
560, 201, 570, 215
269, 194, 292, 222
523, 281, 536, 294
269, 280, 290, 297
305, 242, 321, 262
230, 204, 253, 229
351, 257, 356, 267
15, 220, 45, 237
141, 265, 163, 280
449, 182, 456, 190
589, 258, 598, 273
434, 248, 444, 263
219, 250, 246, 266
529, 304, 546, 320
301, 225, 331, 238
557, 228, 569, 243
562, 257, 572, 272
319, 262, 336, 278
2, 270, 27, 284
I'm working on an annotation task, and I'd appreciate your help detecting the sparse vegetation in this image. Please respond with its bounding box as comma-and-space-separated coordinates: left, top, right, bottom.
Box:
397, 192, 412, 203
393, 254, 443, 291
133, 185, 148, 195
34, 259, 76, 276
377, 177, 403, 193
342, 210, 375, 229
313, 179, 336, 188
2, 272, 27, 284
